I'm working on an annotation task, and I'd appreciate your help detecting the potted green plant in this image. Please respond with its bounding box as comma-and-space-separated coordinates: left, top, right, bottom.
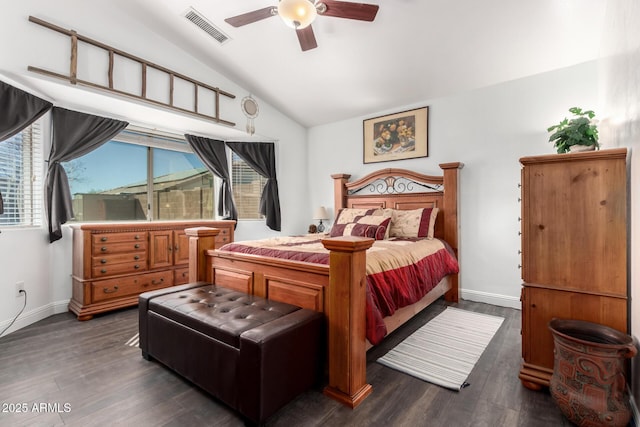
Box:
547, 107, 599, 153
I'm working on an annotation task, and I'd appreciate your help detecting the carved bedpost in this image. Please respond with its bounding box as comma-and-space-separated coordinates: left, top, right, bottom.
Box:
185, 227, 219, 283
439, 162, 463, 302
321, 236, 375, 408
331, 173, 351, 215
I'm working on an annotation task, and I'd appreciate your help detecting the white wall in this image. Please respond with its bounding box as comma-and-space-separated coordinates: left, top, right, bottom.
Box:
599, 0, 640, 407
600, 0, 640, 338
308, 61, 599, 308
0, 0, 308, 332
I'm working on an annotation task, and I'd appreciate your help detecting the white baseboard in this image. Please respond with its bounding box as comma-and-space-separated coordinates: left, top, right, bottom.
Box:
0, 300, 69, 336
460, 288, 521, 309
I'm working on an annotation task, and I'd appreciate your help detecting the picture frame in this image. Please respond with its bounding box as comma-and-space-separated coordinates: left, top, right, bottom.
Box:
363, 106, 428, 164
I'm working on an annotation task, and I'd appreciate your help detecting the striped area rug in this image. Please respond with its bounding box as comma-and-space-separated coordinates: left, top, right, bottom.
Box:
125, 333, 140, 348
377, 307, 504, 391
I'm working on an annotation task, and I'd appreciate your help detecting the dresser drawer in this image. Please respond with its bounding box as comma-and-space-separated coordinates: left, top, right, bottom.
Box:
92, 231, 147, 245
215, 227, 231, 245
92, 240, 147, 255
92, 252, 146, 267
92, 260, 147, 277
174, 267, 190, 285
91, 270, 173, 303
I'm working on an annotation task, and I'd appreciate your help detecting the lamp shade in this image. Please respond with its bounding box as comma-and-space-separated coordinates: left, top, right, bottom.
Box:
278, 0, 317, 29
313, 206, 329, 220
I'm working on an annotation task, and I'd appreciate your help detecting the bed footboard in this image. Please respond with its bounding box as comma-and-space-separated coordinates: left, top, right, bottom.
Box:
186, 227, 375, 408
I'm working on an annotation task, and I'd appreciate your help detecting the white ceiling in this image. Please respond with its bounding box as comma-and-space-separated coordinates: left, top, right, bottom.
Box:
109, 0, 605, 128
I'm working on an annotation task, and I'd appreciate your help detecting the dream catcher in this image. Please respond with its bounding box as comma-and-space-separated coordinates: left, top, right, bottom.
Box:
241, 95, 259, 135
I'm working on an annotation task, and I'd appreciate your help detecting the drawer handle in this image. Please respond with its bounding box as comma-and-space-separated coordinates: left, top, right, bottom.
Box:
101, 269, 107, 274
151, 278, 165, 285
100, 259, 107, 264
101, 237, 108, 242
134, 244, 140, 249
134, 264, 140, 269
135, 235, 141, 240
103, 286, 118, 294
133, 255, 140, 260
174, 244, 179, 251
182, 271, 188, 277
101, 247, 107, 252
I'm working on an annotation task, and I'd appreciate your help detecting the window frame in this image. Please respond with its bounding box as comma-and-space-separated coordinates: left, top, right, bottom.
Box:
0, 122, 43, 229
65, 127, 221, 223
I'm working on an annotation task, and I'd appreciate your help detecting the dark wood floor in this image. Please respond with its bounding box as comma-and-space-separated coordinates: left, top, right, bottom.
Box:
0, 299, 572, 427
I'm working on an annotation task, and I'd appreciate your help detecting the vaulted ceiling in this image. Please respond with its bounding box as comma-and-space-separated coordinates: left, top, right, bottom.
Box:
104, 0, 606, 128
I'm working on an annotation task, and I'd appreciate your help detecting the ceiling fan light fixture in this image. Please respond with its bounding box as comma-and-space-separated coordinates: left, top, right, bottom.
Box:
277, 0, 317, 29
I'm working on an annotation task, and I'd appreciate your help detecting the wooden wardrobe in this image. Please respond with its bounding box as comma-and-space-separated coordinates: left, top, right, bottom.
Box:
518, 148, 629, 390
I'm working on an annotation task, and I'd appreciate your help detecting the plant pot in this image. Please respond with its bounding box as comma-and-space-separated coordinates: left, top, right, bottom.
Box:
549, 318, 637, 427
569, 144, 596, 153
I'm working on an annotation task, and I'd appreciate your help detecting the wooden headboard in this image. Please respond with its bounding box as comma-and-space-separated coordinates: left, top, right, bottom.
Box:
331, 163, 463, 299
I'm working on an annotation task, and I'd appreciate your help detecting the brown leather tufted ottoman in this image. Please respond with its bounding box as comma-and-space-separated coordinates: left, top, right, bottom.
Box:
138, 282, 324, 425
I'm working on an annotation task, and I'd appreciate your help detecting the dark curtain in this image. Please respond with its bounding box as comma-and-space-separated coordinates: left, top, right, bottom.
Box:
0, 80, 53, 214
46, 107, 128, 242
226, 141, 281, 231
185, 134, 238, 222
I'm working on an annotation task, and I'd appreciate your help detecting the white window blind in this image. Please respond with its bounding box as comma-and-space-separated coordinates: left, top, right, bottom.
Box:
0, 123, 43, 227
231, 153, 267, 220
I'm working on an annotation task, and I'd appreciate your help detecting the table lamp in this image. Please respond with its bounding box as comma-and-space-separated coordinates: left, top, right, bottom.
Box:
313, 206, 329, 232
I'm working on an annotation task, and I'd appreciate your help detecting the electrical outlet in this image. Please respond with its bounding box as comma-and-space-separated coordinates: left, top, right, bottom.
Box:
15, 281, 25, 297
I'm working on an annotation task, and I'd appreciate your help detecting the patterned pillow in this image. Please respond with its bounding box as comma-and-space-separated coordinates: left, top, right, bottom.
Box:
329, 214, 391, 240
334, 208, 381, 224
388, 207, 439, 239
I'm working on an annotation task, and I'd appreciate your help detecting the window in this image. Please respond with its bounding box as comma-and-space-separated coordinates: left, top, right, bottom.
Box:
231, 152, 267, 220
0, 123, 43, 227
64, 130, 215, 222
152, 147, 214, 220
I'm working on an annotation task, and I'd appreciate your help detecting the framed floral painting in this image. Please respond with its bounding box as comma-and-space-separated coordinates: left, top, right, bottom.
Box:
363, 106, 428, 164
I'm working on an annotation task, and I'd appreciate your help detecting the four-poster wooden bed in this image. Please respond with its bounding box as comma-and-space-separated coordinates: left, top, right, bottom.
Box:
186, 163, 463, 408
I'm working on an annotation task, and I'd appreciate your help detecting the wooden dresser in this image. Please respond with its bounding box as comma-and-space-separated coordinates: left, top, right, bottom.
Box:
518, 148, 629, 390
69, 220, 235, 320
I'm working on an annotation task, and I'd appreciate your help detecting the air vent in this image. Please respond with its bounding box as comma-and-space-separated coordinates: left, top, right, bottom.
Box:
184, 7, 230, 44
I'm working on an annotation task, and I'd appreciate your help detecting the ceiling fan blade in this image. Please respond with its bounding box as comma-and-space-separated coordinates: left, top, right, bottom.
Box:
296, 26, 318, 51
319, 1, 379, 21
224, 7, 276, 27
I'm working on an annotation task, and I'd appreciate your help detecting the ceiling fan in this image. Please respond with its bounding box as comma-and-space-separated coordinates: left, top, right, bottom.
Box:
224, 0, 379, 52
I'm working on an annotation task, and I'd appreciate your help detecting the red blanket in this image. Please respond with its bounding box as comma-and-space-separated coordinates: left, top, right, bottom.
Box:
219, 236, 459, 345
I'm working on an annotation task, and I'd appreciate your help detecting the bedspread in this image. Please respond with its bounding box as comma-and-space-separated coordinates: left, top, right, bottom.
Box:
219, 236, 459, 345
